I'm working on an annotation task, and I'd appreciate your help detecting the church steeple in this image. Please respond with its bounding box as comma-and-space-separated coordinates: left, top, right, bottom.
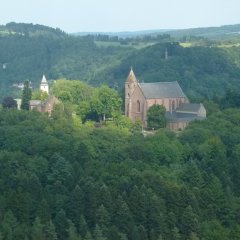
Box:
40, 75, 49, 94
126, 67, 138, 84
125, 68, 138, 117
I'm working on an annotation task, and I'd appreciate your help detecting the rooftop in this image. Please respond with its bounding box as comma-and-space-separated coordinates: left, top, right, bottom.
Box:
176, 103, 203, 113
139, 81, 186, 99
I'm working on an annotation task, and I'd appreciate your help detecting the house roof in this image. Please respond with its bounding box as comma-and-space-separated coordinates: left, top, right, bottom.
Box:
176, 103, 203, 113
139, 81, 186, 99
29, 100, 42, 106
165, 111, 205, 123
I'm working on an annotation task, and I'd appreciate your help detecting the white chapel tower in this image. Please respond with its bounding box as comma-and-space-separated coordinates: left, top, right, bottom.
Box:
40, 75, 49, 94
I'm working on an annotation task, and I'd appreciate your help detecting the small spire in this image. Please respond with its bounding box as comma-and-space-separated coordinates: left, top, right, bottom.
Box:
41, 75, 47, 83
127, 67, 137, 83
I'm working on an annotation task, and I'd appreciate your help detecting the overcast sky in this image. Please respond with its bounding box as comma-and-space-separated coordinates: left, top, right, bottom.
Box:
1, 0, 240, 33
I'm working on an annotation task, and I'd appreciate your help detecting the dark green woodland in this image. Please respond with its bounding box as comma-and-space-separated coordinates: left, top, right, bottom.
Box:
0, 22, 240, 239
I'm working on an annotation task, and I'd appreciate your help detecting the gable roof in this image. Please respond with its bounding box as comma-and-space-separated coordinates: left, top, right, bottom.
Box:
176, 103, 203, 113
126, 68, 138, 83
165, 111, 205, 122
41, 75, 48, 84
139, 81, 186, 99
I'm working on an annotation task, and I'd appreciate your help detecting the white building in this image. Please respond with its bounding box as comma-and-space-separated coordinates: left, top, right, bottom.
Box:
40, 75, 49, 94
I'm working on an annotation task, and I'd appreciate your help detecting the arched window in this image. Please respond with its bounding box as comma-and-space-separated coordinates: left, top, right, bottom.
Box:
172, 100, 175, 110
137, 100, 141, 112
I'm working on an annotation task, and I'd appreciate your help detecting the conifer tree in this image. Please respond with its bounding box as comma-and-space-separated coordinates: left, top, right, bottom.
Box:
96, 204, 110, 229
21, 80, 32, 110
54, 209, 69, 240
84, 231, 93, 240
93, 225, 106, 240
1, 210, 18, 240
67, 220, 80, 240
31, 217, 45, 240
79, 215, 88, 238
44, 220, 57, 240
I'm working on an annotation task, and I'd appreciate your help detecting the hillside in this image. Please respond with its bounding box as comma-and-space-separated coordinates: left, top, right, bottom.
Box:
0, 105, 240, 239
1, 22, 240, 101
73, 23, 240, 40
0, 23, 133, 99
90, 42, 240, 100
164, 24, 240, 40
1, 22, 240, 240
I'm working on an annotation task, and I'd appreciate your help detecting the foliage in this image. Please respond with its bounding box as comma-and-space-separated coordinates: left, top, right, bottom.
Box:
0, 107, 238, 239
32, 89, 48, 101
1, 22, 240, 240
90, 85, 122, 121
53, 80, 122, 122
20, 80, 32, 110
147, 104, 166, 129
2, 22, 240, 103
2, 96, 17, 109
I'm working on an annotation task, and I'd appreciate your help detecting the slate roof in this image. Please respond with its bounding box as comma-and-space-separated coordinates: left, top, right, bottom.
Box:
139, 81, 186, 99
29, 100, 42, 106
165, 111, 205, 123
176, 103, 203, 113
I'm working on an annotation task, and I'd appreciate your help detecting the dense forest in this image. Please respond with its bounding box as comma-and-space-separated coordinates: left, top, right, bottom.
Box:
0, 102, 240, 239
1, 22, 240, 239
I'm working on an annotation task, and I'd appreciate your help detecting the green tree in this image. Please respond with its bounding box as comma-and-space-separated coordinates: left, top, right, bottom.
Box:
90, 85, 122, 121
67, 220, 80, 240
67, 185, 84, 226
84, 231, 93, 240
54, 209, 69, 240
31, 217, 45, 240
171, 227, 181, 240
44, 220, 57, 240
96, 204, 110, 230
21, 80, 32, 110
1, 210, 18, 240
32, 89, 48, 101
93, 225, 106, 240
79, 215, 88, 238
36, 198, 51, 222
147, 104, 166, 129
2, 96, 17, 109
181, 206, 199, 237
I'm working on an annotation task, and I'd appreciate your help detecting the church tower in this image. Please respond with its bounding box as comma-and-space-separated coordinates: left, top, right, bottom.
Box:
125, 68, 138, 118
40, 75, 49, 94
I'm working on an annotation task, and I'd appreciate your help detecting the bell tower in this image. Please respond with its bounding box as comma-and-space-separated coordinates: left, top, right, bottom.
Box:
40, 75, 49, 94
125, 68, 138, 118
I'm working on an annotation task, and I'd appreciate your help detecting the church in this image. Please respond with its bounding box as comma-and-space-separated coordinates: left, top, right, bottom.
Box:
29, 75, 59, 115
125, 69, 206, 130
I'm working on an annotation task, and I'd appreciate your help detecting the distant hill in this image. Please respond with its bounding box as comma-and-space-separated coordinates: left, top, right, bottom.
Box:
72, 29, 173, 38
0, 22, 66, 38
164, 24, 240, 39
1, 22, 240, 101
73, 24, 240, 40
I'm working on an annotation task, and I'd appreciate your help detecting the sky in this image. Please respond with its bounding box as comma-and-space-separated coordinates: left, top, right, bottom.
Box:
1, 0, 240, 33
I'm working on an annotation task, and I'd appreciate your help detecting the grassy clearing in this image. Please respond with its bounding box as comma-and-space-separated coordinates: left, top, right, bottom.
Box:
95, 41, 156, 49
179, 42, 193, 48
